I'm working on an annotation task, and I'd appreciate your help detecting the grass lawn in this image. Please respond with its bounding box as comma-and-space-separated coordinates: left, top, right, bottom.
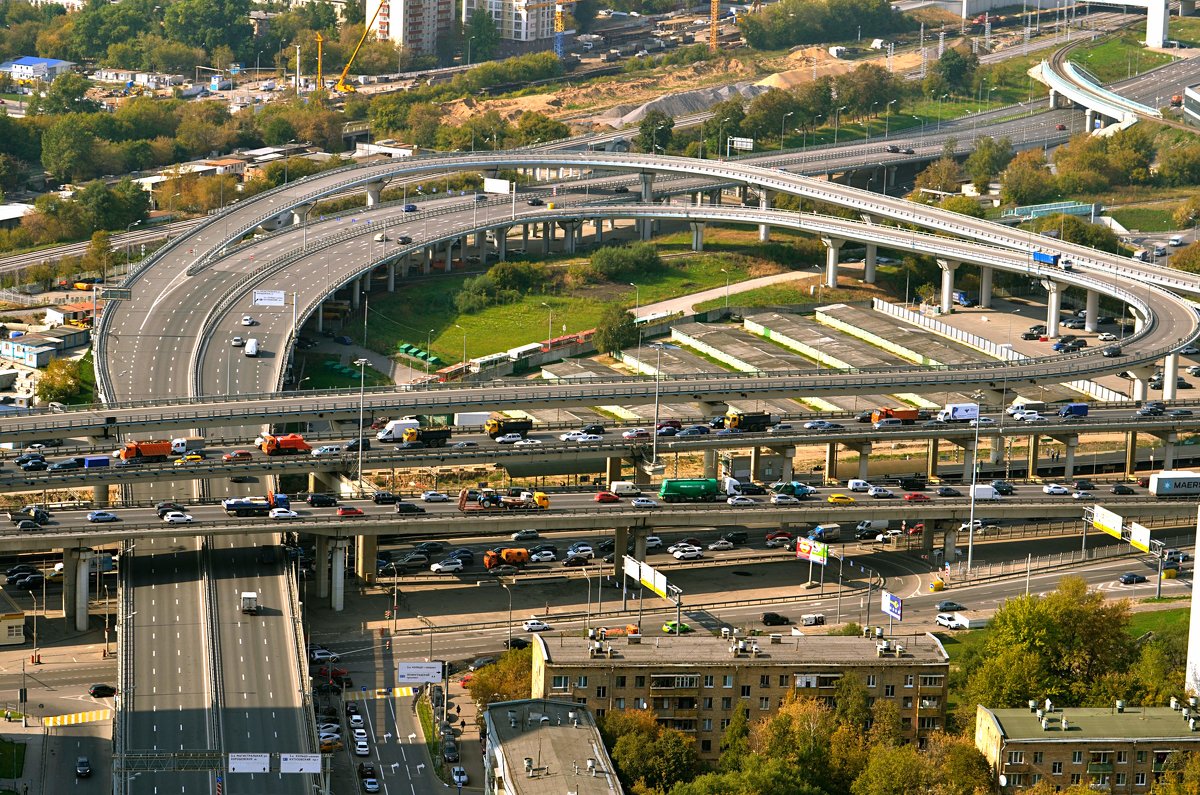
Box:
1069, 33, 1176, 85
1109, 207, 1177, 233
1127, 607, 1189, 637
295, 352, 392, 390
1169, 17, 1200, 47
693, 283, 863, 312
74, 348, 97, 405
0, 738, 25, 779
415, 698, 450, 784
936, 628, 990, 662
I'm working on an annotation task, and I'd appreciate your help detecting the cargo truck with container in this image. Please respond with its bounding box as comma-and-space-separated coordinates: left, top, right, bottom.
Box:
936, 403, 979, 423
221, 493, 291, 516
1149, 470, 1200, 497
952, 290, 974, 307
1058, 403, 1089, 418
724, 410, 778, 432
458, 488, 550, 511
870, 407, 919, 425
484, 417, 533, 439
240, 592, 259, 615
658, 478, 721, 502
484, 548, 530, 569
376, 418, 421, 442
400, 427, 452, 447
258, 433, 311, 456
1032, 251, 1060, 266
83, 455, 110, 469
118, 440, 173, 463
972, 484, 1002, 500
170, 436, 205, 453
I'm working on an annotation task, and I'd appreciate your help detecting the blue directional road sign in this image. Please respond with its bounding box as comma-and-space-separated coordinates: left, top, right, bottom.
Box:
881, 590, 903, 621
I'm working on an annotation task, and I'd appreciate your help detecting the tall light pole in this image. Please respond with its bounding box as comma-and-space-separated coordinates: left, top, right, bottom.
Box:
454, 323, 467, 371
937, 93, 948, 132
540, 302, 553, 345
425, 328, 434, 374
720, 268, 730, 308
868, 102, 878, 140
833, 106, 848, 145
780, 111, 794, 149
355, 358, 369, 496
283, 138, 297, 185
648, 343, 679, 470
717, 117, 731, 160
501, 582, 513, 650
884, 99, 898, 139
629, 283, 639, 321
124, 220, 141, 264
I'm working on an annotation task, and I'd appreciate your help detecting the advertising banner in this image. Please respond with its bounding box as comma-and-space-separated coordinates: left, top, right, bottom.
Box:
729, 136, 753, 151
794, 538, 829, 566
483, 177, 512, 195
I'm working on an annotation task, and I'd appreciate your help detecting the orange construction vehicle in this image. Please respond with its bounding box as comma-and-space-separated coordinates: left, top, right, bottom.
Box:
118, 440, 173, 463
258, 433, 312, 456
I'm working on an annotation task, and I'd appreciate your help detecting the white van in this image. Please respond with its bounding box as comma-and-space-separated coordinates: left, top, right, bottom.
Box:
972, 484, 1002, 500
311, 445, 344, 457
373, 233, 389, 242
847, 479, 872, 492
855, 519, 888, 533
800, 614, 826, 626
1170, 235, 1184, 247
609, 481, 641, 496
244, 338, 259, 357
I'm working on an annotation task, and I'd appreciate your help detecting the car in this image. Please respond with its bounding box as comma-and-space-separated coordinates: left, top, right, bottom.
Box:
76, 756, 92, 778
523, 618, 551, 631
594, 491, 620, 503
395, 441, 426, 451
884, 144, 900, 153
991, 480, 1016, 495
447, 548, 475, 564
827, 493, 855, 505
351, 727, 369, 742
20, 460, 47, 471
512, 529, 540, 541
1169, 408, 1195, 417
644, 536, 664, 550
567, 544, 594, 559
673, 547, 703, 560
622, 427, 650, 439
768, 423, 796, 434
451, 766, 469, 786
173, 452, 207, 468
88, 683, 116, 698
5, 564, 37, 579
707, 539, 734, 551
903, 492, 931, 502
667, 540, 700, 554
362, 778, 380, 793
935, 613, 965, 629
901, 147, 915, 155
526, 197, 544, 206
496, 433, 523, 444
394, 502, 427, 515
575, 434, 603, 443
241, 315, 255, 326
317, 722, 342, 734
86, 510, 119, 523
803, 420, 839, 430
222, 449, 253, 462
656, 426, 679, 437
1165, 550, 1190, 563
162, 512, 193, 524
1042, 483, 1069, 495
530, 550, 556, 562
631, 497, 658, 508
761, 612, 790, 626
1102, 346, 1124, 358
430, 558, 464, 574
319, 740, 343, 752
337, 506, 366, 517
1055, 123, 1067, 131
354, 739, 370, 756
443, 740, 460, 763
676, 426, 709, 437
765, 532, 793, 548
48, 457, 83, 471
868, 487, 894, 499
316, 665, 349, 679
562, 555, 590, 568
936, 600, 965, 612
662, 621, 692, 634
402, 203, 418, 212
970, 417, 995, 426
269, 508, 299, 520
451, 440, 478, 450
559, 430, 588, 442
1063, 318, 1086, 330
770, 493, 800, 505
1119, 572, 1147, 584
420, 490, 449, 502
13, 452, 44, 466
1098, 332, 1118, 342
726, 495, 757, 506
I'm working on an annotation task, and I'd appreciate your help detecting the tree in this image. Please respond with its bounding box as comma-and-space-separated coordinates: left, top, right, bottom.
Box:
1169, 241, 1200, 273
462, 647, 532, 709
1153, 751, 1200, 794
636, 109, 674, 154
941, 195, 984, 218
850, 744, 928, 795
718, 703, 751, 772
83, 230, 112, 274
36, 358, 84, 403
1001, 149, 1056, 205
466, 10, 501, 62
1173, 195, 1200, 228
1160, 142, 1200, 187
932, 46, 978, 94
37, 72, 99, 114
592, 305, 637, 354
40, 115, 97, 182
924, 732, 993, 795
833, 673, 870, 731
963, 135, 1013, 192
603, 709, 700, 792
163, 0, 252, 55
514, 111, 570, 146
911, 157, 962, 200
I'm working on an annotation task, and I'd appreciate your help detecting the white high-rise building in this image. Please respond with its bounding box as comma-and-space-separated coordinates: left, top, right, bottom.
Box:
461, 0, 554, 43
367, 0, 454, 56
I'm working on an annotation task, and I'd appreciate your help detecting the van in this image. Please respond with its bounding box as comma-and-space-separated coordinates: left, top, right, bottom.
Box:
855, 519, 888, 533
244, 338, 259, 357
873, 418, 903, 430
609, 481, 641, 496
972, 484, 1002, 500
847, 479, 871, 492
373, 233, 389, 242
1170, 235, 1184, 247
800, 614, 826, 626
311, 445, 344, 457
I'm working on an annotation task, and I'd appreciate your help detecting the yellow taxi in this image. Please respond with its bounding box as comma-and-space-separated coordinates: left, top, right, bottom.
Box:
827, 493, 855, 505
173, 453, 205, 467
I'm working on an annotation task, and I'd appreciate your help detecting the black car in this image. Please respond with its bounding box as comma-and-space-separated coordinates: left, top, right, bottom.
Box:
505, 637, 530, 650
656, 426, 678, 437
884, 144, 900, 153
307, 493, 338, 507
397, 235, 413, 244
448, 548, 475, 563
990, 480, 1015, 495
596, 539, 615, 554
442, 740, 460, 763
395, 502, 427, 515
48, 458, 84, 471
528, 544, 558, 556
1119, 572, 1147, 585
613, 185, 630, 193
5, 564, 37, 578
563, 556, 589, 567
761, 612, 790, 626
372, 492, 399, 504
396, 441, 426, 450
1021, 331, 1041, 340
13, 452, 43, 465
88, 683, 116, 698
721, 531, 748, 545
902, 147, 915, 154
737, 482, 768, 496
935, 486, 962, 497
156, 501, 186, 517
345, 438, 371, 452
1111, 483, 1135, 495
1073, 480, 1096, 491
414, 542, 446, 555
20, 460, 48, 471
76, 756, 92, 778
526, 197, 544, 206
581, 424, 606, 435
855, 528, 881, 540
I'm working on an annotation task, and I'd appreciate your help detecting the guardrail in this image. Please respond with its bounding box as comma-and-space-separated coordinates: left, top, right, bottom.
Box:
283, 536, 318, 758
114, 541, 134, 793
201, 538, 225, 764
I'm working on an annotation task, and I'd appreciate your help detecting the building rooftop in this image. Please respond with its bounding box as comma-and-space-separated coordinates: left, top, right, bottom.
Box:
983, 706, 1200, 742
2, 56, 74, 68
537, 632, 949, 667
486, 699, 622, 795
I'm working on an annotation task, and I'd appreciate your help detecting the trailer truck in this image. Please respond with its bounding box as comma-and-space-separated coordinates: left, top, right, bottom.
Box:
936, 403, 979, 423
170, 436, 205, 453
484, 417, 534, 438
1149, 470, 1200, 497
221, 493, 291, 517
724, 410, 778, 432
118, 440, 173, 463
400, 427, 452, 447
658, 478, 721, 502
258, 434, 311, 456
376, 418, 421, 442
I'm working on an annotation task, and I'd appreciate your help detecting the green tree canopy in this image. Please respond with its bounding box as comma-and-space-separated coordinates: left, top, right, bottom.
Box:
466, 9, 501, 62
592, 305, 637, 355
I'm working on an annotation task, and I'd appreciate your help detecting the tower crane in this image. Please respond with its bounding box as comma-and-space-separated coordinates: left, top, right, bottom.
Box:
520, 0, 572, 58
334, 0, 386, 93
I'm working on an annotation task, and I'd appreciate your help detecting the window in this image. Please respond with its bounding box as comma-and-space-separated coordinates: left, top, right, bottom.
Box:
651, 674, 699, 690
635, 676, 646, 688
866, 675, 877, 688
1033, 752, 1043, 764
1072, 751, 1083, 765
703, 675, 714, 688
551, 675, 569, 690
721, 697, 732, 710
903, 697, 913, 709
904, 675, 914, 688
615, 698, 625, 709
701, 740, 711, 753
677, 697, 696, 710
1117, 751, 1127, 764
595, 708, 605, 718
817, 675, 840, 689
722, 675, 733, 688
1136, 751, 1146, 764
576, 676, 588, 688
884, 685, 895, 697
702, 719, 712, 731
919, 674, 944, 688
596, 686, 607, 698
759, 697, 770, 710
720, 719, 730, 730
1032, 774, 1042, 785
703, 697, 713, 709
634, 698, 647, 709
1052, 762, 1063, 775
759, 675, 771, 688
616, 676, 626, 688
1007, 774, 1024, 786
795, 675, 817, 688
740, 685, 751, 698
1135, 772, 1147, 786
779, 675, 789, 687
1115, 773, 1126, 786
917, 717, 938, 730
1070, 774, 1081, 785
1008, 751, 1025, 765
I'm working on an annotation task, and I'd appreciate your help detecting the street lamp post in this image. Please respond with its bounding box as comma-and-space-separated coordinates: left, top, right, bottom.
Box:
717, 117, 731, 160
629, 283, 639, 321
884, 99, 898, 139
283, 138, 297, 185
124, 220, 142, 264
425, 328, 434, 374
937, 93, 948, 132
720, 268, 730, 308
354, 358, 369, 496
454, 323, 467, 372
501, 582, 513, 650
780, 111, 794, 149
833, 106, 848, 145
868, 102, 878, 139
540, 302, 553, 346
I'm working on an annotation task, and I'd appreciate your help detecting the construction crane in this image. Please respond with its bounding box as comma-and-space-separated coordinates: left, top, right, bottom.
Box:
315, 32, 324, 90
334, 0, 386, 93
709, 0, 719, 52
521, 0, 572, 59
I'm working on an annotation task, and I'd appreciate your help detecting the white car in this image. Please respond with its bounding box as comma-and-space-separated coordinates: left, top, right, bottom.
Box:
1010, 410, 1039, 421
162, 512, 193, 524
726, 495, 757, 506
566, 546, 594, 559
311, 445, 343, 456
668, 542, 698, 554
621, 428, 650, 439
241, 315, 255, 326
1072, 490, 1094, 500
631, 497, 658, 508
495, 433, 523, 444
514, 439, 542, 447
707, 539, 734, 551
317, 723, 340, 734
451, 766, 468, 786
421, 490, 449, 502
935, 613, 964, 629
1042, 483, 1070, 495
1098, 332, 1118, 341
269, 508, 298, 520
354, 740, 370, 756
673, 547, 703, 560
522, 619, 551, 632
430, 558, 464, 574
309, 649, 340, 663
318, 731, 342, 743
352, 728, 369, 742
868, 487, 894, 499
348, 713, 365, 728
771, 493, 801, 505
574, 434, 603, 443
644, 536, 664, 550
530, 550, 556, 562
970, 417, 995, 427
231, 336, 244, 347
559, 431, 588, 442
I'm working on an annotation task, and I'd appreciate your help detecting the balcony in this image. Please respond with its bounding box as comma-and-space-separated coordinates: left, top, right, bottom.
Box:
1086, 763, 1113, 774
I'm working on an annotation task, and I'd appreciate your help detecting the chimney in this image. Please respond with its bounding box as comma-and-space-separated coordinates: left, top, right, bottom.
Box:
588, 759, 596, 776
1172, 697, 1180, 711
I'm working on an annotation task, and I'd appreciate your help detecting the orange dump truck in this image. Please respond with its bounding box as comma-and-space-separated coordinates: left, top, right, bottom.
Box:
118, 440, 173, 463
259, 433, 312, 456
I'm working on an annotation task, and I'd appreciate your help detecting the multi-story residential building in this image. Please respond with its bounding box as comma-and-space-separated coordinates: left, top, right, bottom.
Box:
366, 0, 454, 56
482, 698, 624, 795
532, 631, 950, 759
975, 703, 1200, 791
461, 0, 554, 44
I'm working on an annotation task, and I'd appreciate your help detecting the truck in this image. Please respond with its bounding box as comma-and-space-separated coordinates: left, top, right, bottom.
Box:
658, 478, 721, 503
453, 412, 491, 427
1006, 400, 1047, 416
118, 439, 173, 463
483, 548, 530, 569
722, 476, 744, 496
1149, 470, 1200, 497
1032, 251, 1060, 266
855, 519, 888, 534
972, 484, 1002, 500
936, 402, 979, 423
725, 410, 778, 432
221, 493, 291, 517
1171, 94, 1184, 107
457, 488, 550, 511
401, 427, 452, 447
870, 407, 920, 425
771, 481, 816, 497
484, 417, 533, 439
170, 436, 205, 454
258, 433, 311, 456
240, 591, 259, 615
952, 290, 974, 307
809, 523, 841, 542
1058, 402, 1089, 418
376, 418, 421, 442
83, 455, 110, 469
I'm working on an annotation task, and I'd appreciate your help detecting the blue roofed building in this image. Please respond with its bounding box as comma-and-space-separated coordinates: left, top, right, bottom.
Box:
0, 56, 75, 81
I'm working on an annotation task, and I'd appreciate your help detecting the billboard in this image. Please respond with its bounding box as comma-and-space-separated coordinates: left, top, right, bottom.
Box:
228, 753, 270, 773
624, 555, 668, 598
280, 754, 321, 774
252, 289, 286, 307
483, 177, 512, 195
397, 662, 444, 683
1130, 522, 1151, 553
729, 136, 753, 151
794, 538, 829, 566
881, 590, 903, 621
1091, 505, 1124, 539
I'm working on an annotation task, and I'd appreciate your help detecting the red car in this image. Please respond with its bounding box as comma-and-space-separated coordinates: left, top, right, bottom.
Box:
337, 506, 365, 517
907, 523, 926, 536
222, 449, 253, 462
595, 492, 620, 503
317, 665, 349, 678
1055, 123, 1067, 131
765, 531, 793, 546
655, 419, 682, 430
903, 492, 931, 502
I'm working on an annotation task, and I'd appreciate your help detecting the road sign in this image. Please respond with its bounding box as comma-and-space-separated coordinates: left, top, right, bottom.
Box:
228, 753, 269, 773
280, 754, 321, 774
100, 288, 132, 300
881, 590, 903, 621
252, 289, 286, 307
1091, 505, 1123, 539
397, 662, 444, 683
729, 136, 753, 151
1130, 522, 1151, 552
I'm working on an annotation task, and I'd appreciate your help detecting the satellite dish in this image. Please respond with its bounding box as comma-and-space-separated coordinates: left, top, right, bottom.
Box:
999, 775, 1008, 787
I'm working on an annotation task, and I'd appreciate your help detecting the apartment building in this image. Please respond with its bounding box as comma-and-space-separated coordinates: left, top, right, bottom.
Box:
482, 699, 624, 795
461, 0, 554, 43
975, 703, 1200, 791
366, 0, 454, 56
532, 631, 950, 759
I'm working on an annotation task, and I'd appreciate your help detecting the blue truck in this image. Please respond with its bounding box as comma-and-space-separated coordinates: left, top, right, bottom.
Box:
1032, 251, 1060, 266
1058, 403, 1089, 418
221, 493, 291, 517
952, 290, 974, 307
83, 455, 110, 469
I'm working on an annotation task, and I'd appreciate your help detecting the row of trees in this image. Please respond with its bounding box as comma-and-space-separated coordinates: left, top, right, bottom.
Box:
0, 178, 148, 255
371, 102, 570, 152
739, 0, 914, 50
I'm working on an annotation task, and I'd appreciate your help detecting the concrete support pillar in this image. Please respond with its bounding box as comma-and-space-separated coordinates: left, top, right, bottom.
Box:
690, 222, 705, 252
613, 527, 629, 577
315, 301, 323, 333
1044, 281, 1061, 337
749, 447, 762, 482
864, 243, 877, 284
563, 223, 577, 255
422, 248, 432, 275
775, 447, 795, 482
639, 173, 655, 241
1146, 0, 1168, 47
821, 237, 844, 289
702, 449, 718, 479
1161, 432, 1178, 469
1164, 352, 1181, 401
857, 444, 871, 480
709, 189, 722, 205
630, 527, 647, 562
292, 203, 312, 227
1048, 88, 1058, 109
365, 181, 383, 207
60, 549, 80, 630
595, 221, 604, 244
825, 442, 838, 484
92, 485, 106, 506
961, 441, 977, 483
758, 189, 772, 242
350, 285, 361, 309
355, 534, 378, 585
387, 262, 396, 293
522, 224, 529, 250
926, 439, 939, 481
938, 259, 959, 315
315, 536, 330, 600
1084, 290, 1099, 332
444, 240, 453, 273
497, 227, 509, 261
1133, 376, 1149, 403
990, 436, 1003, 464
1124, 432, 1138, 478
1028, 435, 1041, 479
1085, 109, 1095, 132
330, 539, 349, 612
1062, 435, 1077, 480
606, 457, 622, 484
979, 266, 993, 309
